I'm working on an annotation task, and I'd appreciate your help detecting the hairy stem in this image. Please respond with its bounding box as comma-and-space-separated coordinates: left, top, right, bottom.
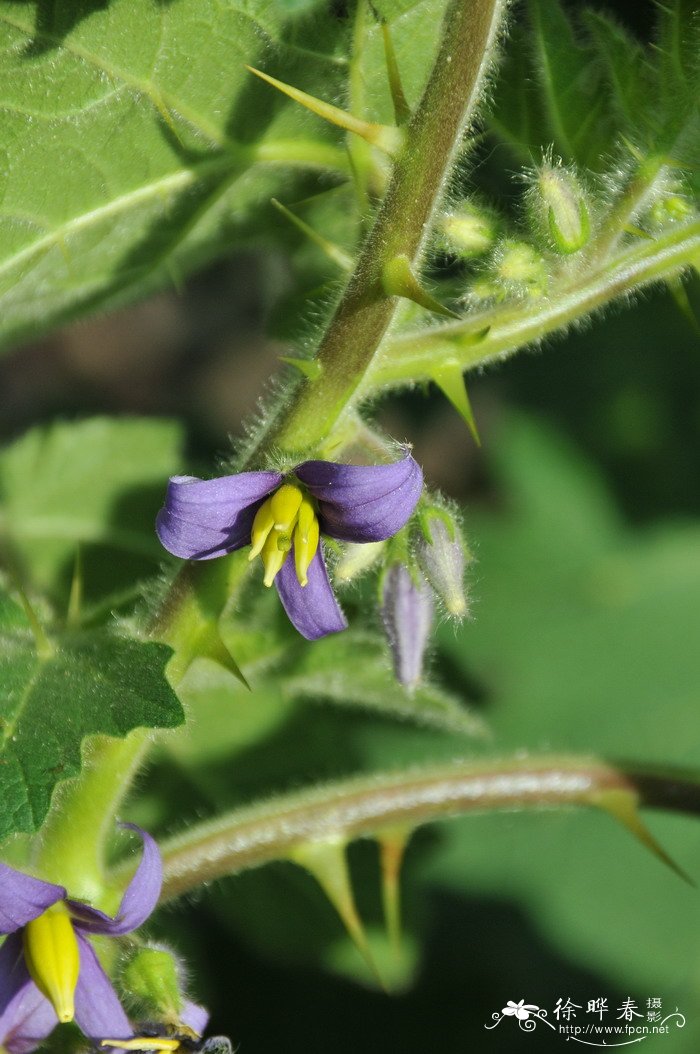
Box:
32, 731, 150, 902
246, 0, 505, 458
141, 755, 700, 902
371, 217, 700, 387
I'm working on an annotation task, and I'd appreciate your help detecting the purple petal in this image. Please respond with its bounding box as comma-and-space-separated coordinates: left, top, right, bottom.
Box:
274, 548, 347, 641
180, 1001, 209, 1036
73, 934, 131, 1042
295, 453, 422, 542
70, 825, 161, 937
0, 865, 65, 934
0, 932, 57, 1054
156, 472, 282, 560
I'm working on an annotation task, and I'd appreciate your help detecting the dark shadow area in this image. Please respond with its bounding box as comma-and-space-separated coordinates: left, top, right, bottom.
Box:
157, 886, 626, 1054
5, 0, 111, 57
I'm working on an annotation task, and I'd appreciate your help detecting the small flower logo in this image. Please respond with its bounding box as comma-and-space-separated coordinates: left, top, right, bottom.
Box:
502, 1000, 540, 1021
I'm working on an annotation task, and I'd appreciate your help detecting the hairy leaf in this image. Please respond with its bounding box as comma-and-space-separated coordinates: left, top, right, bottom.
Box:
0, 0, 349, 350
0, 587, 183, 841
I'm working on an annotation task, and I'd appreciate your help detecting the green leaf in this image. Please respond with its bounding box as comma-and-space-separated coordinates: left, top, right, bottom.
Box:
0, 586, 183, 841
583, 11, 649, 132
490, 0, 611, 169
432, 414, 700, 996
283, 630, 485, 736
0, 0, 350, 350
0, 417, 182, 604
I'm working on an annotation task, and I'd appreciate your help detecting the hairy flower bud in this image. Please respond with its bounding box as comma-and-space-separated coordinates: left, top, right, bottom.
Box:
416, 514, 471, 619
380, 563, 433, 692
122, 945, 183, 1018
533, 163, 590, 255
335, 540, 386, 584
494, 240, 548, 298
440, 202, 497, 257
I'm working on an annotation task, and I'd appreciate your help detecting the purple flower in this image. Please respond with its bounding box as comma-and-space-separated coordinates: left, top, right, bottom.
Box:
156, 452, 423, 641
0, 825, 161, 1053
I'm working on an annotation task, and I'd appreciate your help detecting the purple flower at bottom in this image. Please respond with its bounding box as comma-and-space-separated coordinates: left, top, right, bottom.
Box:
156, 452, 423, 641
0, 825, 161, 1053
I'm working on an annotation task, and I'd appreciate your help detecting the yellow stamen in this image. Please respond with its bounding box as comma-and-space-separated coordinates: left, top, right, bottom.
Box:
270, 483, 304, 531
248, 500, 276, 561
261, 529, 288, 586
293, 503, 320, 587
101, 1041, 181, 1052
23, 902, 79, 1023
250, 483, 321, 588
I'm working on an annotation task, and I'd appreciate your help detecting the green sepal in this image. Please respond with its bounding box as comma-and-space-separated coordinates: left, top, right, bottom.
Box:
121, 947, 183, 1019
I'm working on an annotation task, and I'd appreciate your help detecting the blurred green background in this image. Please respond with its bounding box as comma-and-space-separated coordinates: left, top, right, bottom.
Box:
1, 0, 699, 1050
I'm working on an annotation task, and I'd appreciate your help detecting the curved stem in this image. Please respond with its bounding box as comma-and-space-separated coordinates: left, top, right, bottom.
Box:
142, 755, 700, 902
32, 731, 150, 902
370, 217, 700, 387
244, 0, 505, 459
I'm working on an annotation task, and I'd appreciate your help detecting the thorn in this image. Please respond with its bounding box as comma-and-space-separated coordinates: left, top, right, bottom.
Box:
619, 135, 645, 163
432, 362, 481, 445
204, 632, 251, 691
379, 22, 412, 125
66, 547, 83, 630
378, 827, 412, 956
290, 839, 388, 990
623, 223, 654, 240
13, 582, 54, 660
382, 254, 460, 318
666, 276, 700, 336
271, 198, 353, 271
592, 788, 694, 886
246, 66, 404, 157
279, 356, 323, 380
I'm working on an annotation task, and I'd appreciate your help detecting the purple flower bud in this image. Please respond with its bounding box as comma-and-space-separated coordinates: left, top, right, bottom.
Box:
416, 515, 470, 620
380, 564, 433, 692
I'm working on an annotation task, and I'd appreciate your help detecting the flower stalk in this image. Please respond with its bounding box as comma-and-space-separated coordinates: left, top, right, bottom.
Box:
246, 0, 505, 458
144, 756, 700, 903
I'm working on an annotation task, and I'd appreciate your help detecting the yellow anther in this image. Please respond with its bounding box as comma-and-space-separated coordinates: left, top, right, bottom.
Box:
101, 1041, 181, 1052
248, 499, 276, 561
261, 529, 287, 587
270, 483, 304, 531
293, 500, 320, 587
23, 902, 79, 1024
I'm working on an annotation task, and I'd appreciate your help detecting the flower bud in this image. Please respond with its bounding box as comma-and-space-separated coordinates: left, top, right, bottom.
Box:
649, 193, 693, 228
416, 514, 471, 620
334, 540, 386, 584
380, 563, 433, 692
122, 945, 183, 1018
493, 240, 548, 297
534, 163, 590, 254
440, 203, 497, 258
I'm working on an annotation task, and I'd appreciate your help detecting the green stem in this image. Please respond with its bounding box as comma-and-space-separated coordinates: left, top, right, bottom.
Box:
245, 0, 505, 458
370, 217, 700, 387
32, 731, 150, 903
136, 755, 700, 902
